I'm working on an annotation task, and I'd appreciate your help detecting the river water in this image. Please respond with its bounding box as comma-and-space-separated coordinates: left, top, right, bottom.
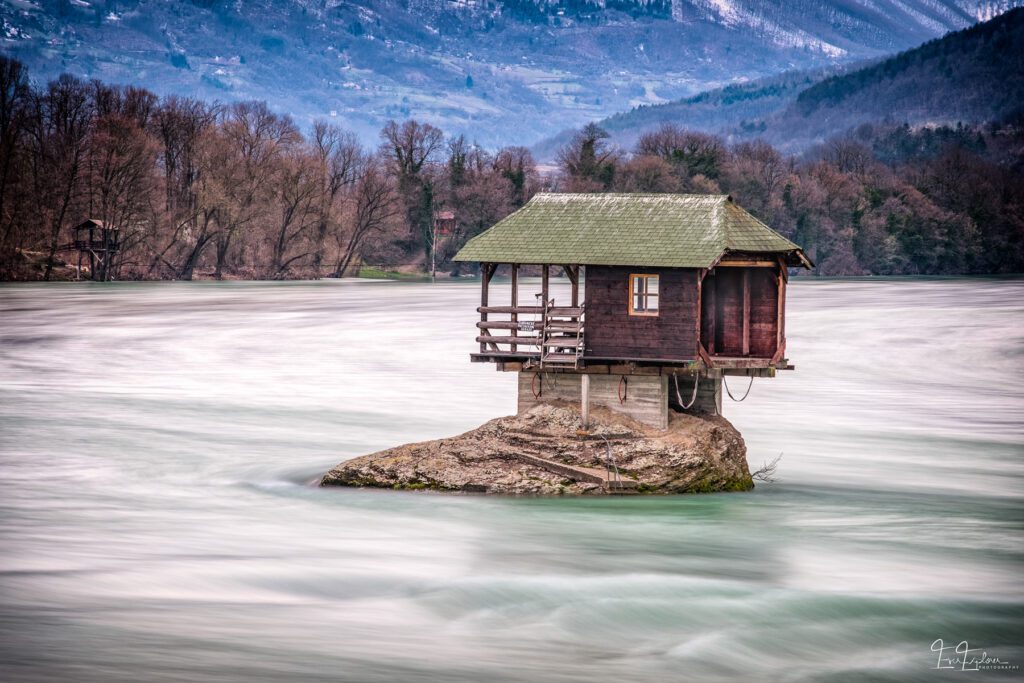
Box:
0, 277, 1021, 681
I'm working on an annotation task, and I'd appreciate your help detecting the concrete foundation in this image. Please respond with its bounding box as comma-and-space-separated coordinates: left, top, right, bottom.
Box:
518, 371, 723, 430
668, 373, 722, 416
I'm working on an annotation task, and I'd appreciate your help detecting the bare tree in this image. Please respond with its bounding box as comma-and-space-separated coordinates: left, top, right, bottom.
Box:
614, 155, 681, 193
380, 119, 443, 260
557, 123, 618, 191
209, 101, 300, 279
493, 145, 538, 207
151, 96, 218, 278
0, 57, 29, 275
332, 156, 400, 277
636, 124, 726, 181
84, 111, 159, 279
269, 146, 319, 277
310, 121, 360, 277
25, 75, 93, 280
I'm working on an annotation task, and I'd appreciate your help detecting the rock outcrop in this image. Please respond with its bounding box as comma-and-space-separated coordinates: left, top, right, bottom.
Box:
321, 402, 753, 495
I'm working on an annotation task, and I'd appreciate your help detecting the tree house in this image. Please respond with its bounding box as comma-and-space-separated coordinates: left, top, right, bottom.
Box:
72, 219, 120, 282
453, 193, 811, 429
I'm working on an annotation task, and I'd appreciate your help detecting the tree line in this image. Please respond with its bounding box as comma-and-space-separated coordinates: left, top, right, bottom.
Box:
0, 57, 538, 281
1, 55, 1021, 280
556, 120, 1023, 274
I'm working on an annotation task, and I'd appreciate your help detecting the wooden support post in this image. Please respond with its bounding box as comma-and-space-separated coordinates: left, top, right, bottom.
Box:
741, 269, 750, 357
776, 261, 787, 361
541, 264, 549, 305
695, 270, 703, 360
581, 373, 590, 428
708, 270, 718, 354
566, 265, 579, 307
510, 263, 519, 353
480, 263, 491, 353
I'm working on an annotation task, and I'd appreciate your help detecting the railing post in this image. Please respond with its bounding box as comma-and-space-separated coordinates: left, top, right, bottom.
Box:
510, 263, 518, 354
480, 262, 490, 354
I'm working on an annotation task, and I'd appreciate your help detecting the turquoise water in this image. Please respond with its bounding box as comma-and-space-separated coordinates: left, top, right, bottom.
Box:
0, 278, 1021, 681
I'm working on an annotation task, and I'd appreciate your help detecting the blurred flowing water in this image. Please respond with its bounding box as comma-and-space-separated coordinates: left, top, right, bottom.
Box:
0, 277, 1021, 682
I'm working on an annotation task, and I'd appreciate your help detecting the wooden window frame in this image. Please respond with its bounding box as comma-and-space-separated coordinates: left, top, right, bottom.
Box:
628, 273, 660, 317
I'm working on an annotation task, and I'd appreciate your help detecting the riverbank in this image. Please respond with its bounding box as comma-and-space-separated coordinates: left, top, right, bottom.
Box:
2, 250, 447, 282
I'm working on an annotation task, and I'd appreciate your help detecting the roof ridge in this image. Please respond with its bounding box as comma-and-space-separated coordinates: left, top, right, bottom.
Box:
454, 192, 808, 268
532, 192, 729, 200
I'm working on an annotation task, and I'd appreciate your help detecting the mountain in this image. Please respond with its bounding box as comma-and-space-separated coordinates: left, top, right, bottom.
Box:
551, 6, 1024, 156
770, 6, 1024, 148
530, 66, 842, 160
1, 0, 1019, 147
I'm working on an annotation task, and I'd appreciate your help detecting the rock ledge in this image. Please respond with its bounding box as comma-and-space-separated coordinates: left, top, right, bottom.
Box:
321, 402, 753, 495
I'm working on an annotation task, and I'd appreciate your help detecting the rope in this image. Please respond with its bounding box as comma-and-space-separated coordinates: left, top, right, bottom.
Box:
723, 374, 754, 402
531, 373, 542, 399
618, 376, 627, 404
672, 373, 700, 410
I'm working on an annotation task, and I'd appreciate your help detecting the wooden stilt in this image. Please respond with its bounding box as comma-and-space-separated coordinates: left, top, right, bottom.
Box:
776, 260, 787, 361
566, 265, 579, 307
510, 263, 519, 353
480, 263, 491, 353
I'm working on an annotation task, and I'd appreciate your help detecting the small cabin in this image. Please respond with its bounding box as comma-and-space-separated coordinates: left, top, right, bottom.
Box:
434, 210, 457, 236
453, 193, 811, 429
72, 219, 120, 281
73, 219, 119, 252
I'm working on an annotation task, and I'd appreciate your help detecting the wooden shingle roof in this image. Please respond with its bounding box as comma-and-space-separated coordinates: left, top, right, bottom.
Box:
453, 193, 810, 268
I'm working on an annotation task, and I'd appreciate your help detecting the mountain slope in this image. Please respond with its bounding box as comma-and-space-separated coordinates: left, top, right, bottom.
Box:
531, 66, 842, 159
0, 0, 1019, 146
553, 7, 1023, 156
770, 6, 1024, 147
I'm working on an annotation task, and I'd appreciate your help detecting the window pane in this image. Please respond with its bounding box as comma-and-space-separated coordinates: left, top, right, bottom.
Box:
629, 274, 660, 314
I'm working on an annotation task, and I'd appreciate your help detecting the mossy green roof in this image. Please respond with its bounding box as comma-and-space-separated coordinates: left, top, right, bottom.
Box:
454, 193, 809, 268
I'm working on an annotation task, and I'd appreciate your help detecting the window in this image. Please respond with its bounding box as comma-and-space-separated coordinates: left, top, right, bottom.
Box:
629, 274, 659, 316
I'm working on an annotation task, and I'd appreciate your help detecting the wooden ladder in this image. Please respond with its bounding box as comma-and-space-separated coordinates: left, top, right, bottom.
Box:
540, 299, 585, 369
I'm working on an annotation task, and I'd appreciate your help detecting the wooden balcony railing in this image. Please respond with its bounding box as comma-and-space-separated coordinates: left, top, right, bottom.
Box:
475, 304, 585, 366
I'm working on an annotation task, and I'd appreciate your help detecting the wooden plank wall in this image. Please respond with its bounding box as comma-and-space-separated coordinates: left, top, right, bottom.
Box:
700, 267, 779, 358
584, 266, 699, 361
748, 268, 779, 357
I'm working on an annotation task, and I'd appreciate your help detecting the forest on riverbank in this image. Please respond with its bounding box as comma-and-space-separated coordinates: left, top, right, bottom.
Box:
1, 55, 1021, 281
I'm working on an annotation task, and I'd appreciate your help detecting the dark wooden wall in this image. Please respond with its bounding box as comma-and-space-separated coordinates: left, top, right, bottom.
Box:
700, 266, 779, 357
584, 266, 699, 361
749, 268, 779, 357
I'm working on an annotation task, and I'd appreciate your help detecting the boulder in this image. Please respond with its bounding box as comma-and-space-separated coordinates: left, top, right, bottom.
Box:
321, 402, 753, 495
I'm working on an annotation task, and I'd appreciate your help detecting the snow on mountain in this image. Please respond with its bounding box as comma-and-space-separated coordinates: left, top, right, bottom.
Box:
0, 0, 1017, 146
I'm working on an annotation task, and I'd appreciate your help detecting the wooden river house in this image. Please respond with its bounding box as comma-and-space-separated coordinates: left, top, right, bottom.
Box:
453, 193, 811, 429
